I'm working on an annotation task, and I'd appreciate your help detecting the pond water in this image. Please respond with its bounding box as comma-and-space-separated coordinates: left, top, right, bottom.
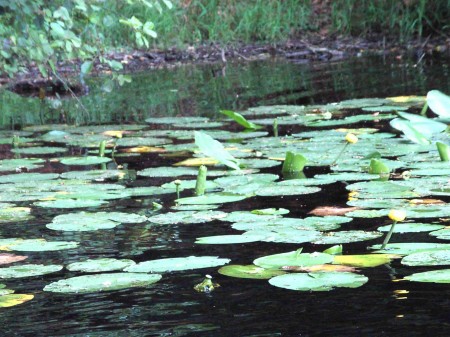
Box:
0, 55, 450, 337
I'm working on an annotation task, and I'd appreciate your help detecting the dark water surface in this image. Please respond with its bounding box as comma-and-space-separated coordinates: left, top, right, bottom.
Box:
1, 56, 450, 336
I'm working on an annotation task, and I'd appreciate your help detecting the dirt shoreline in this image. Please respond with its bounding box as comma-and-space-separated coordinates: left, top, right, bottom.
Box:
2, 33, 449, 95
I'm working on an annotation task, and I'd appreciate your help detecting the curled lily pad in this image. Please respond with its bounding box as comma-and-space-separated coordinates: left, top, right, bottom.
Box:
125, 256, 230, 273
66, 258, 136, 272
0, 264, 62, 279
218, 265, 286, 279
44, 273, 162, 293
269, 272, 368, 291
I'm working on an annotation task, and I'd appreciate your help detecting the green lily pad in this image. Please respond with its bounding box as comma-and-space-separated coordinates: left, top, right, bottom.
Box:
255, 185, 321, 197
218, 265, 286, 279
47, 211, 147, 232
404, 269, 450, 283
254, 250, 334, 269
0, 264, 62, 279
370, 242, 450, 255
195, 233, 266, 244
269, 272, 368, 291
147, 211, 226, 225
0, 159, 45, 172
35, 199, 108, 209
138, 166, 199, 178
312, 231, 383, 244
0, 206, 33, 223
377, 223, 445, 233
66, 258, 136, 272
175, 193, 247, 205
11, 146, 67, 155
145, 117, 209, 124
60, 170, 126, 181
251, 208, 290, 216
60, 156, 112, 166
124, 256, 230, 273
430, 229, 450, 240
44, 272, 162, 293
0, 173, 59, 184
402, 250, 450, 266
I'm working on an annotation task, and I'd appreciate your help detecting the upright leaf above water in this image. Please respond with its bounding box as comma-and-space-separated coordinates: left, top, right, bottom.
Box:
220, 110, 262, 130
194, 132, 240, 170
427, 90, 450, 118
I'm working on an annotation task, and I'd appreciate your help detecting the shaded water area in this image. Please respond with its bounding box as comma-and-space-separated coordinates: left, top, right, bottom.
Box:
0, 56, 450, 337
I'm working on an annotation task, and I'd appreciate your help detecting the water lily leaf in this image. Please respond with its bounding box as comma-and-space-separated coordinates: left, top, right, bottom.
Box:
0, 294, 34, 307
116, 137, 171, 147
253, 250, 333, 270
171, 204, 219, 211
427, 90, 450, 117
161, 179, 218, 191
35, 199, 108, 209
377, 223, 444, 233
4, 239, 79, 252
124, 256, 230, 273
174, 157, 219, 167
138, 166, 199, 178
0, 254, 27, 265
218, 265, 286, 279
175, 193, 247, 205
390, 118, 430, 144
0, 159, 45, 172
60, 170, 126, 181
11, 146, 67, 155
313, 231, 383, 244
0, 207, 33, 223
0, 264, 62, 279
405, 269, 450, 283
430, 229, 450, 240
396, 111, 448, 135
269, 272, 368, 291
194, 131, 240, 170
60, 156, 112, 166
323, 245, 343, 255
251, 208, 289, 216
261, 229, 321, 244
255, 185, 320, 197
402, 250, 450, 266
145, 117, 208, 125
66, 258, 136, 272
147, 210, 226, 225
333, 254, 393, 267
44, 273, 162, 293
282, 264, 358, 272
309, 206, 359, 216
220, 110, 262, 129
370, 243, 450, 255
0, 173, 59, 184
47, 211, 147, 232
195, 233, 266, 244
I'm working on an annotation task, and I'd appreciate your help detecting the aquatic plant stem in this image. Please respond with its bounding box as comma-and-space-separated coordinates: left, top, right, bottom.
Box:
331, 143, 349, 166
98, 140, 106, 157
195, 165, 207, 196
380, 221, 397, 249
273, 118, 278, 137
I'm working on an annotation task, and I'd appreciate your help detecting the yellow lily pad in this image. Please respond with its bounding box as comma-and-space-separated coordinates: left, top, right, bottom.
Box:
0, 294, 34, 307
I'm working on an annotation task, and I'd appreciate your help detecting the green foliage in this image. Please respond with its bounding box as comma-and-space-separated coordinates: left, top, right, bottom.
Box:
0, 0, 172, 77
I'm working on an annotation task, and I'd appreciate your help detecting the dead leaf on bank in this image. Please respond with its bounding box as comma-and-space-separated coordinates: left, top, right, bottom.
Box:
308, 206, 360, 216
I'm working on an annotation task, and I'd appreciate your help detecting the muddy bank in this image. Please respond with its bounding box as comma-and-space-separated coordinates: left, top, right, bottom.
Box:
2, 33, 449, 97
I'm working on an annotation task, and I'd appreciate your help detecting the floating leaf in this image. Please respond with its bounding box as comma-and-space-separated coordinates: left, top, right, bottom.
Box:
401, 250, 450, 266
0, 294, 34, 307
0, 239, 79, 252
253, 250, 333, 270
333, 254, 394, 267
427, 90, 450, 117
0, 264, 62, 279
125, 256, 230, 273
60, 156, 112, 166
35, 199, 108, 209
147, 210, 226, 225
66, 258, 136, 272
175, 193, 247, 205
195, 233, 266, 244
44, 273, 162, 293
377, 223, 444, 233
313, 231, 383, 244
220, 110, 261, 130
405, 269, 450, 283
370, 242, 450, 255
269, 272, 368, 291
0, 254, 27, 265
218, 265, 286, 279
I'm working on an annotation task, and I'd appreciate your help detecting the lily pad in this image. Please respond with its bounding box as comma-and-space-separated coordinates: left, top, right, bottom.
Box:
175, 193, 247, 205
138, 166, 199, 178
218, 265, 286, 279
0, 293, 34, 307
147, 211, 226, 225
44, 272, 162, 293
0, 254, 27, 265
404, 269, 450, 283
269, 272, 368, 291
401, 250, 450, 266
0, 173, 59, 184
60, 156, 112, 166
35, 199, 108, 209
66, 258, 136, 272
312, 231, 383, 244
125, 256, 230, 273
370, 243, 450, 255
0, 206, 33, 223
11, 146, 67, 155
253, 250, 334, 270
0, 264, 62, 279
333, 254, 393, 267
255, 185, 321, 197
195, 233, 267, 244
377, 223, 444, 233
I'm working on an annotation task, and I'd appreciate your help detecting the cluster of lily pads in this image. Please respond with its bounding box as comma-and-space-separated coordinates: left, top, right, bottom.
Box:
0, 90, 449, 305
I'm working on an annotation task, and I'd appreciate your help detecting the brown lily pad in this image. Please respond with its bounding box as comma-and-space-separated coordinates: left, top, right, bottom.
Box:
309, 206, 360, 216
281, 264, 359, 273
0, 253, 28, 265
